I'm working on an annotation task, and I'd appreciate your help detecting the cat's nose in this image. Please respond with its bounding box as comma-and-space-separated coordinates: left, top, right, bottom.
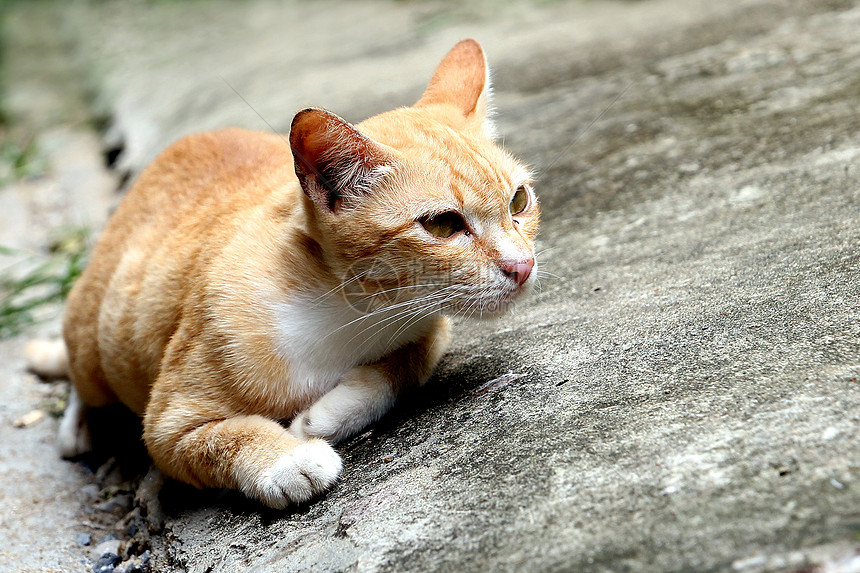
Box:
500, 257, 534, 287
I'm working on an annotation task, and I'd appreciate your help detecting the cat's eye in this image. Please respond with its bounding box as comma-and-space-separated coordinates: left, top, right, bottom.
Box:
510, 185, 530, 216
420, 211, 467, 238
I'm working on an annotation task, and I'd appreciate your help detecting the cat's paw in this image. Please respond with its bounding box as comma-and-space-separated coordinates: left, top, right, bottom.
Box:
58, 388, 93, 458
288, 409, 357, 443
24, 339, 69, 379
288, 368, 395, 443
251, 440, 342, 509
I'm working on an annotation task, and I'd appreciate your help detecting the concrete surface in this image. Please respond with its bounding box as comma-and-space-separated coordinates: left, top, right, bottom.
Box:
0, 6, 120, 573
2, 0, 859, 571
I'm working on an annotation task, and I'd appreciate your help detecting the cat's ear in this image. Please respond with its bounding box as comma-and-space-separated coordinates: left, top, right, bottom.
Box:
415, 39, 494, 137
290, 107, 396, 213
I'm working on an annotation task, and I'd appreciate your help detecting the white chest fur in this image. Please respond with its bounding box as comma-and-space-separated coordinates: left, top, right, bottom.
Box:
272, 295, 436, 397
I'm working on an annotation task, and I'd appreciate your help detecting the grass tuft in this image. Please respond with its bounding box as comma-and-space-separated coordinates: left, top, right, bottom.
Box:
0, 131, 46, 185
0, 226, 89, 339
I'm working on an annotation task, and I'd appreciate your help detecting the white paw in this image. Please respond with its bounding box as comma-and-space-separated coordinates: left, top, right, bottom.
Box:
58, 388, 92, 458
288, 369, 395, 443
253, 440, 342, 509
24, 339, 68, 379
287, 405, 360, 444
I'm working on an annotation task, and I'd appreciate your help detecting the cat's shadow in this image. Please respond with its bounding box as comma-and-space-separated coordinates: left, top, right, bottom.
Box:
340, 350, 514, 454
78, 406, 287, 523
79, 403, 149, 476
76, 351, 514, 524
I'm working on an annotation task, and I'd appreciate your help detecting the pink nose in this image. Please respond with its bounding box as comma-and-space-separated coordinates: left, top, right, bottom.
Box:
500, 257, 535, 287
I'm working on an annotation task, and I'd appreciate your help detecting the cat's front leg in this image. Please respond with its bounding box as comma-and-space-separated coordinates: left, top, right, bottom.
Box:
289, 317, 450, 443
144, 384, 342, 509
288, 365, 396, 443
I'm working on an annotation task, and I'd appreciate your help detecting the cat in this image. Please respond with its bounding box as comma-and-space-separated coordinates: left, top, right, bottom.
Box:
25, 39, 540, 508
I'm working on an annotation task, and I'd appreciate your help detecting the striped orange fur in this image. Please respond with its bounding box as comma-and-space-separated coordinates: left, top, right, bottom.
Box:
38, 39, 540, 507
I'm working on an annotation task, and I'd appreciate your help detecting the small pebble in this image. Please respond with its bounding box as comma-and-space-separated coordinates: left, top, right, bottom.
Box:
830, 477, 846, 490
117, 550, 151, 573
732, 554, 767, 571
123, 561, 146, 573
821, 426, 840, 440
76, 532, 92, 546
97, 532, 119, 544
81, 484, 101, 500
92, 552, 121, 573
96, 494, 133, 513
91, 539, 121, 561
13, 409, 45, 428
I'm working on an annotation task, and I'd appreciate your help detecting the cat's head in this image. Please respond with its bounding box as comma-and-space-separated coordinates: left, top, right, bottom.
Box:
290, 39, 539, 319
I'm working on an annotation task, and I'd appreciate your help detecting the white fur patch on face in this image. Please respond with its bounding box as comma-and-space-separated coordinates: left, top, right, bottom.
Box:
242, 440, 342, 509
289, 366, 396, 443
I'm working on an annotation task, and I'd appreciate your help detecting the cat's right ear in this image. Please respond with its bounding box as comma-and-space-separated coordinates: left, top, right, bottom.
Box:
415, 39, 493, 137
290, 108, 395, 213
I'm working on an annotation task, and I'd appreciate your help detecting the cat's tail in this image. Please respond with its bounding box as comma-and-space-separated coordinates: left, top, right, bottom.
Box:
24, 338, 69, 379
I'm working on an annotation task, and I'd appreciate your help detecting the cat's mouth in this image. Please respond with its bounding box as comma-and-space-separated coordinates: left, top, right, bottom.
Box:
336, 256, 536, 319
445, 280, 533, 320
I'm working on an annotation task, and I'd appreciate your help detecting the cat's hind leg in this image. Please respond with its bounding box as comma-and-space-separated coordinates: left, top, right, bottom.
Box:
24, 339, 94, 457
58, 386, 93, 458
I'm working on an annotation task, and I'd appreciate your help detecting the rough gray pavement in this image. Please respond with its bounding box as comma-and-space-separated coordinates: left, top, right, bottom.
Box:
0, 5, 119, 573
4, 0, 860, 571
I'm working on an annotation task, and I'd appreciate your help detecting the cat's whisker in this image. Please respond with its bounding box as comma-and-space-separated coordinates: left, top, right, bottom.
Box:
370, 283, 471, 345
345, 292, 451, 346
345, 285, 448, 319
309, 270, 370, 305
323, 291, 449, 343
371, 284, 470, 330
393, 290, 469, 345
353, 293, 455, 355
382, 304, 441, 351
351, 282, 449, 304
466, 299, 482, 321
535, 246, 558, 259
312, 255, 437, 307
382, 286, 470, 348
536, 270, 565, 280
326, 284, 463, 344
365, 283, 463, 316
453, 293, 480, 321
219, 75, 290, 149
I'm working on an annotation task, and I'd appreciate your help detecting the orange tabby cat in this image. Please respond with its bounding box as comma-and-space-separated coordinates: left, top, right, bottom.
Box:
26, 39, 539, 508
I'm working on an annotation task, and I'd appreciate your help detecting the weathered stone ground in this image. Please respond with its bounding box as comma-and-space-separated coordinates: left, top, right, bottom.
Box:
1, 0, 859, 571
0, 5, 123, 572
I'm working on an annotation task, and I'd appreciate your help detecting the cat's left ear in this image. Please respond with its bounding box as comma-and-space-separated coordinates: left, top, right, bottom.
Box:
290, 107, 396, 213
415, 39, 494, 138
